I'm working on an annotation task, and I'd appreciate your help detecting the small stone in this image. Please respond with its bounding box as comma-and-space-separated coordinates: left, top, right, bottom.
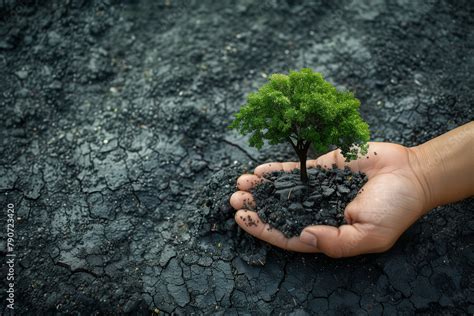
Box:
0, 40, 14, 50
325, 219, 338, 226
275, 185, 307, 201
337, 185, 350, 194
123, 296, 140, 313
321, 186, 335, 197
190, 160, 207, 172
274, 181, 294, 190
15, 70, 28, 80
308, 193, 323, 202
302, 201, 314, 208
275, 175, 295, 182
48, 31, 62, 46
288, 203, 303, 212
48, 80, 62, 90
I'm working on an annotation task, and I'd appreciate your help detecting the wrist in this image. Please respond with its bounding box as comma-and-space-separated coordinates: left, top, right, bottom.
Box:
407, 144, 440, 214
408, 122, 474, 215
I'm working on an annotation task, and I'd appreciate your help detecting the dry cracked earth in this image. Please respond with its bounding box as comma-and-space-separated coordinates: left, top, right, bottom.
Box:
0, 0, 473, 314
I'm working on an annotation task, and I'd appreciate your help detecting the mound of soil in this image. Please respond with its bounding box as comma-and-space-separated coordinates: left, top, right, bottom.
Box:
252, 166, 368, 238
193, 165, 272, 265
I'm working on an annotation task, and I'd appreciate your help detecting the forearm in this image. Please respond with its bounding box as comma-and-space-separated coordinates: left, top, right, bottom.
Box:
410, 121, 474, 211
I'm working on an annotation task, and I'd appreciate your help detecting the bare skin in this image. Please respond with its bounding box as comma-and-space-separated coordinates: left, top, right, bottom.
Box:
230, 121, 474, 258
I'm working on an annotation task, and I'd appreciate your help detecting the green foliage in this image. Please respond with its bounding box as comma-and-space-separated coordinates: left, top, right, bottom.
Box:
229, 68, 370, 161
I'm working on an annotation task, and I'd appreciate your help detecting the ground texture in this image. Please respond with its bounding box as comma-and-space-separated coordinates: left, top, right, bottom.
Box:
0, 0, 473, 314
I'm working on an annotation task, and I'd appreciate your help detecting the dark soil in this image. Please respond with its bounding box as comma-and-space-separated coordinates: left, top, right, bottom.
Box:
1, 0, 473, 315
252, 166, 367, 237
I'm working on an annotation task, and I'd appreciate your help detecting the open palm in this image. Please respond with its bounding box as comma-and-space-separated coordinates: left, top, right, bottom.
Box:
230, 142, 429, 258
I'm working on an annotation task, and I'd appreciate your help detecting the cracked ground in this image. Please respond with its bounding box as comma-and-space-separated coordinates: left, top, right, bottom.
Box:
1, 0, 473, 314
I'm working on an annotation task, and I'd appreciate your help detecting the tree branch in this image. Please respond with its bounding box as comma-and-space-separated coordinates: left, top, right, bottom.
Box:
304, 141, 311, 151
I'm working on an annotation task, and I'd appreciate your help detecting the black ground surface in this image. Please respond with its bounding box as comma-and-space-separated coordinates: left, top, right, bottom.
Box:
252, 167, 368, 238
0, 0, 473, 314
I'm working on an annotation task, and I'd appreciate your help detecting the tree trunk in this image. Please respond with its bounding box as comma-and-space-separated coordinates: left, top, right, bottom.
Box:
291, 139, 310, 184
298, 150, 308, 183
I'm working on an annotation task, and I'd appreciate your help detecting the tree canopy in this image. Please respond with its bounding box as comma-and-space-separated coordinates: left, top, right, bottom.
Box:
230, 68, 370, 164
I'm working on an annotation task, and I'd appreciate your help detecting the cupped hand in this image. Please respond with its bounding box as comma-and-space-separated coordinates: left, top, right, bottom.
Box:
229, 142, 430, 258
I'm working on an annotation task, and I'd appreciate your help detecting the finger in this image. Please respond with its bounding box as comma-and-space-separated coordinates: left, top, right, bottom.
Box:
230, 191, 255, 210
340, 182, 372, 224
315, 149, 362, 172
236, 174, 263, 191
300, 223, 379, 258
254, 162, 299, 177
254, 160, 320, 177
343, 198, 360, 225
235, 210, 320, 253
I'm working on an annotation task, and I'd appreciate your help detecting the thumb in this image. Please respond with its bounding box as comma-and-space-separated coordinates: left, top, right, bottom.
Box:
300, 223, 375, 258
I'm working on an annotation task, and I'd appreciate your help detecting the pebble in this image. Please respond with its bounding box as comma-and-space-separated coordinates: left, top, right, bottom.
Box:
274, 181, 295, 190
321, 186, 335, 197
288, 203, 303, 212
325, 219, 338, 226
0, 40, 13, 50
307, 193, 323, 202
15, 70, 28, 79
337, 185, 350, 194
190, 160, 208, 172
275, 185, 307, 201
302, 201, 314, 208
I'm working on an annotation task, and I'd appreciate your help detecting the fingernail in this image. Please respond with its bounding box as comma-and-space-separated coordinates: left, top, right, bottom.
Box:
300, 231, 318, 247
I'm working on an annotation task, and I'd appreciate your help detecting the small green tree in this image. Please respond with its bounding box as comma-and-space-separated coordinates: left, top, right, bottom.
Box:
230, 68, 370, 183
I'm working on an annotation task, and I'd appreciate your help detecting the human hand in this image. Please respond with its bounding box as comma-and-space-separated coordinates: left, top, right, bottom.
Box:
230, 142, 431, 258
